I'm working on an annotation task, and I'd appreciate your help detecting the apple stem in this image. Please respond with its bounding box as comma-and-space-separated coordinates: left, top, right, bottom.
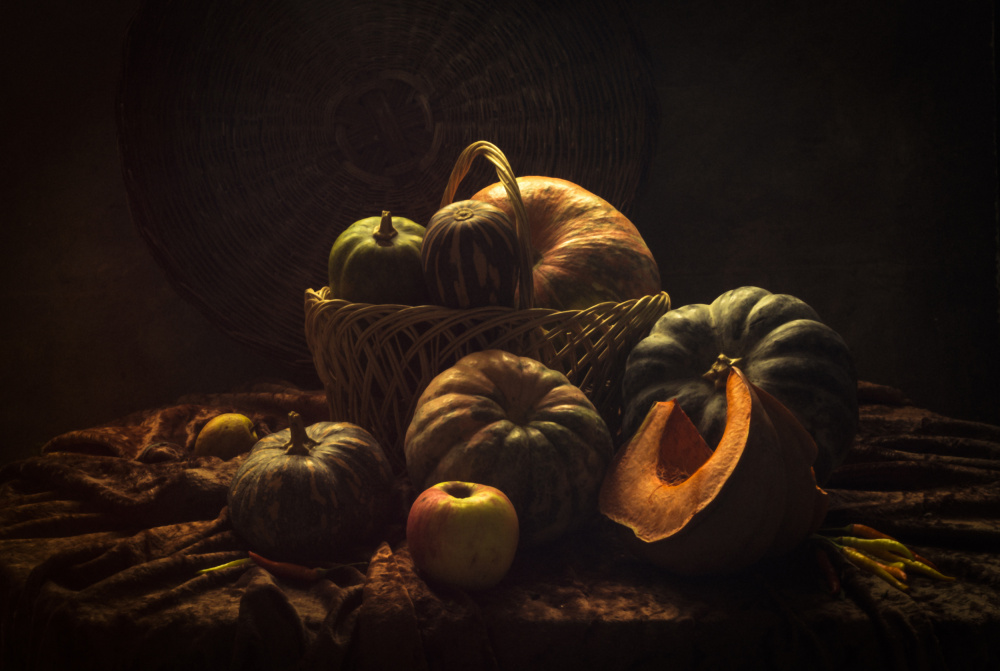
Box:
443, 482, 474, 498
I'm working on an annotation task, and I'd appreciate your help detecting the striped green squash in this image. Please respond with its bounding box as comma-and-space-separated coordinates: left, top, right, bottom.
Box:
228, 412, 394, 562
403, 350, 614, 547
421, 200, 520, 309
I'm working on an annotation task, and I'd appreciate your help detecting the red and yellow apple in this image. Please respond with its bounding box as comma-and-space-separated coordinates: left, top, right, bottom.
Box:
406, 481, 519, 590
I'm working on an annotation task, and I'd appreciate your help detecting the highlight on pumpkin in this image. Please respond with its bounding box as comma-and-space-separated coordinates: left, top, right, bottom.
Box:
470, 175, 662, 311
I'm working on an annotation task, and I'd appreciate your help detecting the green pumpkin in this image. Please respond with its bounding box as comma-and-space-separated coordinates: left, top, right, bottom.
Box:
404, 350, 613, 547
328, 211, 428, 305
228, 411, 395, 562
620, 286, 858, 485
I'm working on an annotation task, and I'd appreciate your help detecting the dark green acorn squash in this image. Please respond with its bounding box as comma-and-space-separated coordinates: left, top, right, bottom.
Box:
421, 199, 520, 309
328, 211, 428, 305
621, 286, 857, 484
228, 412, 395, 562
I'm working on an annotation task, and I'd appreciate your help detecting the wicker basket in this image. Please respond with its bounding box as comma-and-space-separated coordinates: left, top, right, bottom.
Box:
305, 142, 669, 471
118, 0, 660, 369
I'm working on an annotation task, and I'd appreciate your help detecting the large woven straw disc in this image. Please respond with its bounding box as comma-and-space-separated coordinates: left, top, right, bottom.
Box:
117, 0, 659, 368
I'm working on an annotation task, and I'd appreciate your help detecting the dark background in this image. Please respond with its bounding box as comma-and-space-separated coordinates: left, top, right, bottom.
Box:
2, 0, 997, 465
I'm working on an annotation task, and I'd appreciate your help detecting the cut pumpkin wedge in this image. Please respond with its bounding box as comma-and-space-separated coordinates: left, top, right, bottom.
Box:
599, 367, 827, 575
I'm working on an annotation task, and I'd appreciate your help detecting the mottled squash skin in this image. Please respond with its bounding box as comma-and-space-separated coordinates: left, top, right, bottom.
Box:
422, 200, 520, 309
621, 286, 858, 484
228, 414, 394, 562
404, 350, 613, 547
328, 212, 428, 305
471, 176, 661, 310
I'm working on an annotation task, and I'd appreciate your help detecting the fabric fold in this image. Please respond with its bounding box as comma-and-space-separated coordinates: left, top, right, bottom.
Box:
0, 381, 997, 670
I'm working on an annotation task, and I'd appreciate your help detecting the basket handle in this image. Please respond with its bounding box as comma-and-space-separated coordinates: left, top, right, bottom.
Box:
439, 141, 535, 310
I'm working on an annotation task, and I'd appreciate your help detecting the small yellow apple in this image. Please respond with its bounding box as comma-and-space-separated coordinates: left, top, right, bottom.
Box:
193, 413, 258, 460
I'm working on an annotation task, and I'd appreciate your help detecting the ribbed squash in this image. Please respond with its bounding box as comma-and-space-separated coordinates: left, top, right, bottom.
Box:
600, 367, 828, 576
421, 199, 520, 309
404, 350, 613, 547
621, 286, 857, 483
328, 211, 428, 305
228, 412, 394, 562
470, 176, 661, 310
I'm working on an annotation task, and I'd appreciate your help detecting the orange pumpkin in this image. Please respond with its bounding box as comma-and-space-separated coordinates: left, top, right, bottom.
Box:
599, 367, 828, 575
470, 176, 661, 310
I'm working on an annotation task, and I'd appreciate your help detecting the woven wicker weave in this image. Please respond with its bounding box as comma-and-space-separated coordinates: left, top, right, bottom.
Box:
305, 289, 669, 471
117, 0, 659, 367
305, 141, 670, 471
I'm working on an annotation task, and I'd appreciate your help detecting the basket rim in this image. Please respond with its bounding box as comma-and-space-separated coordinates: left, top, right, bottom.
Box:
304, 285, 671, 316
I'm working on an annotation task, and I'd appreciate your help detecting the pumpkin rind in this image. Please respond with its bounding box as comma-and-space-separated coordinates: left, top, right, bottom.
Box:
404, 350, 613, 547
421, 199, 520, 309
471, 176, 661, 310
328, 211, 428, 305
621, 286, 857, 483
227, 413, 395, 562
599, 367, 828, 575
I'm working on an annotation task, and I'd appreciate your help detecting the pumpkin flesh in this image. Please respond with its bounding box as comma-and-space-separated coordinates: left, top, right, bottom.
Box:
600, 367, 827, 576
753, 382, 831, 555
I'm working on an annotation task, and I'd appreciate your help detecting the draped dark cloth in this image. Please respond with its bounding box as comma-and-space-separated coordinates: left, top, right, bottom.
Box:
1, 381, 998, 670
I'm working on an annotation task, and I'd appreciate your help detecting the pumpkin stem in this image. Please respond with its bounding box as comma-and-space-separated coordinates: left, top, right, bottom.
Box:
702, 354, 742, 390
372, 211, 398, 245
451, 207, 475, 222
284, 411, 318, 456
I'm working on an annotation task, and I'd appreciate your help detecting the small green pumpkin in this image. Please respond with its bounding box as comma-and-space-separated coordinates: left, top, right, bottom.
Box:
328, 210, 428, 305
421, 199, 520, 309
227, 411, 395, 562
